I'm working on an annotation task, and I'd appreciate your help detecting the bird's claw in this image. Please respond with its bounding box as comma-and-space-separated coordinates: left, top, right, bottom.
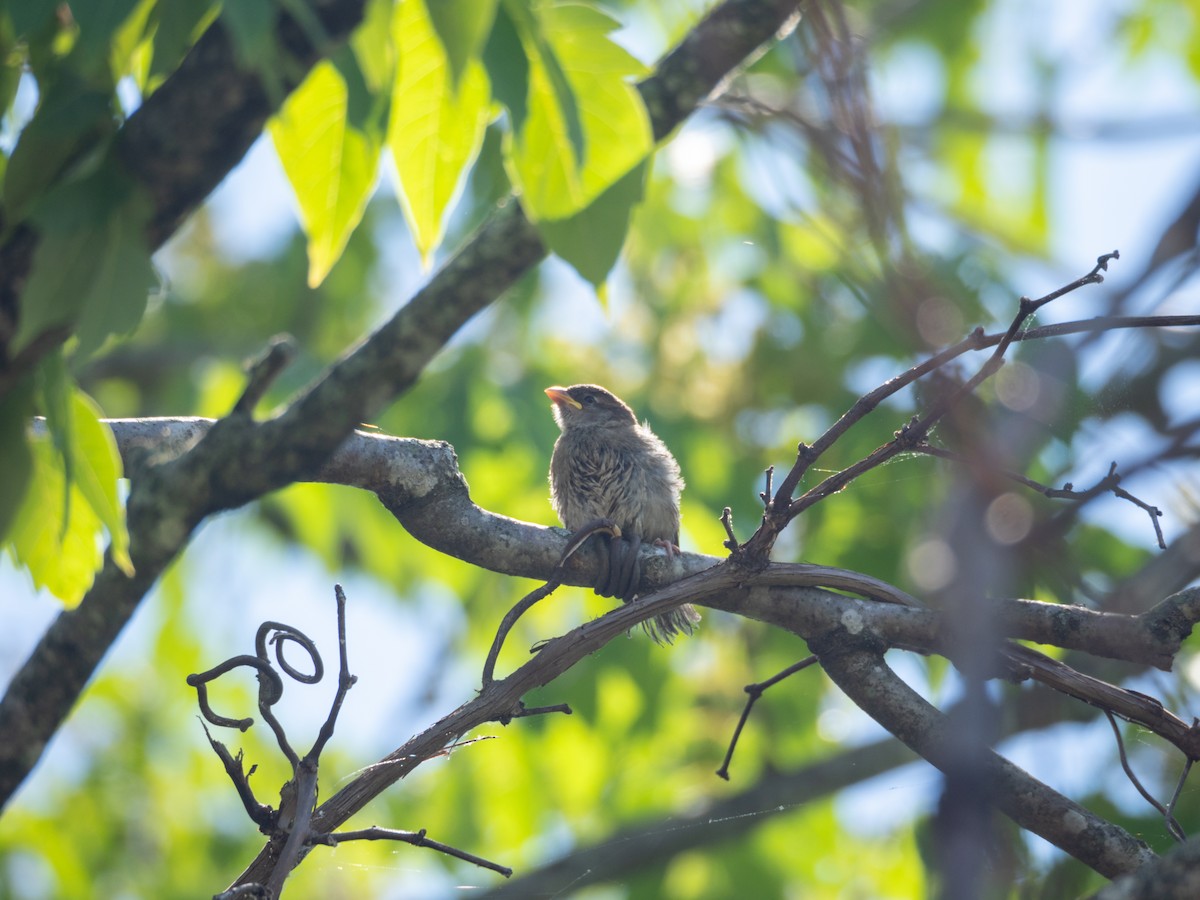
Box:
653, 537, 680, 558
594, 533, 642, 602
610, 534, 641, 603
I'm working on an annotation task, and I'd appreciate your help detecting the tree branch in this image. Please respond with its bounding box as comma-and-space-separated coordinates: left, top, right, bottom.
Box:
1090, 835, 1200, 899
99, 417, 1200, 676
811, 639, 1156, 879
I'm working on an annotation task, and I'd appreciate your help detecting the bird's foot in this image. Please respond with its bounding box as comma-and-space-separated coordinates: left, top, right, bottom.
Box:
606, 533, 642, 603
652, 537, 681, 558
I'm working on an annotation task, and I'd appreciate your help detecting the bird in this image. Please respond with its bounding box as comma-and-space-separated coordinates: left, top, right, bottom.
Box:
545, 383, 700, 643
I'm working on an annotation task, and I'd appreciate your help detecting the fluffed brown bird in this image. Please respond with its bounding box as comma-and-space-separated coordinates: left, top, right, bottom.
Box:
545, 383, 700, 643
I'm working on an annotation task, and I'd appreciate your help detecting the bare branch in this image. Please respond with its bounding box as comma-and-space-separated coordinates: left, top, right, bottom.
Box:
1104, 711, 1186, 843
233, 336, 298, 417
481, 520, 618, 687
716, 655, 819, 780
736, 257, 1144, 560
1089, 832, 1200, 900
318, 827, 512, 877
913, 447, 1167, 549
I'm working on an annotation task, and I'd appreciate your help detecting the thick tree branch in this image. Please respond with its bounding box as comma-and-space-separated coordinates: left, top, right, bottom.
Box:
100, 417, 1200, 676
1090, 835, 1200, 899
811, 640, 1156, 878
225, 547, 1168, 883
484, 667, 1168, 897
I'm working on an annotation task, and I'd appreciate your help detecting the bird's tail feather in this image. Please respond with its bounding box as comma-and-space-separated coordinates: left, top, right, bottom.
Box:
643, 603, 701, 645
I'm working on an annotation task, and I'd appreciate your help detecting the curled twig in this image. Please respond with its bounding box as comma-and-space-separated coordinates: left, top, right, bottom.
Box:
188, 656, 282, 732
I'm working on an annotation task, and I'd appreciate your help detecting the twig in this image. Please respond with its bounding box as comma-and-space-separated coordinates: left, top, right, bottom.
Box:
759, 466, 775, 510
1168, 757, 1193, 830
912, 448, 1167, 549
716, 655, 820, 780
199, 721, 276, 831
1104, 711, 1186, 842
737, 253, 1124, 560
1112, 486, 1166, 550
498, 702, 573, 724
319, 826, 513, 877
721, 507, 740, 551
192, 586, 400, 898
310, 585, 358, 759
233, 335, 297, 415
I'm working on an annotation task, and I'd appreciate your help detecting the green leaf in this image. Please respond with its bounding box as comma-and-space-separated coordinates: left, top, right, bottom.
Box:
349, 0, 395, 94
2, 75, 115, 224
269, 59, 381, 287
388, 0, 491, 264
70, 0, 142, 77
107, 0, 158, 88
7, 0, 58, 40
505, 0, 585, 166
0, 381, 34, 543
220, 0, 282, 98
0, 14, 22, 119
10, 438, 102, 608
427, 0, 497, 89
503, 2, 651, 222
35, 349, 73, 531
14, 167, 158, 357
6, 377, 130, 604
148, 1, 220, 89
482, 1, 528, 134
69, 390, 132, 577
539, 157, 647, 286
75, 196, 159, 356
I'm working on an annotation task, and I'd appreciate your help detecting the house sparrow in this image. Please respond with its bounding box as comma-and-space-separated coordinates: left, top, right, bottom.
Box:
545, 384, 700, 643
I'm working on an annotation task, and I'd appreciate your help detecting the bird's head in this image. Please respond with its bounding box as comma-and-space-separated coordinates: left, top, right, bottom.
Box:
545, 384, 637, 432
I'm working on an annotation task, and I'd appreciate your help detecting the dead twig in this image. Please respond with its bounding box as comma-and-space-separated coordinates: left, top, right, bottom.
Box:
716, 655, 820, 780
193, 586, 507, 898
737, 252, 1123, 562
912, 449, 1166, 549
1104, 711, 1186, 843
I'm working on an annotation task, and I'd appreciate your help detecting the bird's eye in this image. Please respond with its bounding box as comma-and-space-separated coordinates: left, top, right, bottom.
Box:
583, 394, 597, 406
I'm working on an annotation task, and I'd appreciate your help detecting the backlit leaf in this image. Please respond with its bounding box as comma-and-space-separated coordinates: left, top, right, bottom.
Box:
14, 167, 157, 357
389, 0, 490, 264
10, 437, 104, 607
538, 158, 647, 286
503, 2, 651, 223
427, 0, 497, 89
270, 59, 381, 287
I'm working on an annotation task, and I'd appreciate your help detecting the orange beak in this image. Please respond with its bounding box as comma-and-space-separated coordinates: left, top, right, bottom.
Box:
544, 386, 582, 410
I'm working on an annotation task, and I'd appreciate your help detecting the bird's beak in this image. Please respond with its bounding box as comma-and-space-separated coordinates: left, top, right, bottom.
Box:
545, 386, 582, 410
